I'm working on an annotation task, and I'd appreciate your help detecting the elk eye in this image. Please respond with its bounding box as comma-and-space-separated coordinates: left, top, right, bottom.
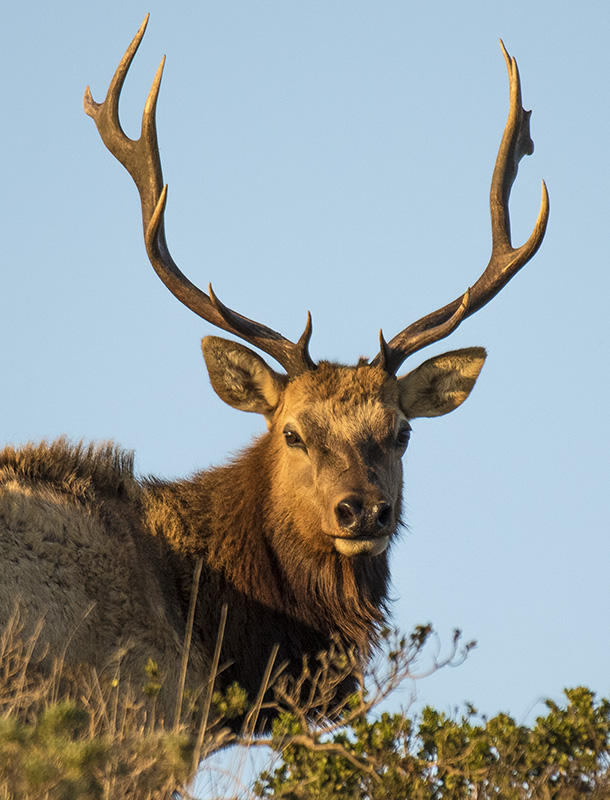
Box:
283, 427, 305, 449
396, 425, 411, 448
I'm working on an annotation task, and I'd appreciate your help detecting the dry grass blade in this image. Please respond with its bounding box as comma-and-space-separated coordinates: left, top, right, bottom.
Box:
174, 556, 204, 729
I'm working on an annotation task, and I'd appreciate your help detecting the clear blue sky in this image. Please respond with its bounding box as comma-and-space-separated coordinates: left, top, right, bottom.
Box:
1, 0, 608, 791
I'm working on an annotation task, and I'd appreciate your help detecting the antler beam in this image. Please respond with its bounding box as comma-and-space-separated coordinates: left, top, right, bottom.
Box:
84, 15, 315, 376
371, 41, 549, 374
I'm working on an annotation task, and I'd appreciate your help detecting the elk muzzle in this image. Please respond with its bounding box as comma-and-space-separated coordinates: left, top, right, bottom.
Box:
332, 493, 394, 557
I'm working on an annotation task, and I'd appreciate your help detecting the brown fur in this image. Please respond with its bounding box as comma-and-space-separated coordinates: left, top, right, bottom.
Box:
0, 352, 483, 728
0, 439, 193, 707
0, 413, 389, 724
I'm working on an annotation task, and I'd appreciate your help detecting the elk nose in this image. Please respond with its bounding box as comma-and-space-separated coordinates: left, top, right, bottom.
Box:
374, 501, 392, 528
335, 497, 363, 530
335, 497, 392, 533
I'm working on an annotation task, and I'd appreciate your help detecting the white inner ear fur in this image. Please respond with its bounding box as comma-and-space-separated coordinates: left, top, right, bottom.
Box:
398, 347, 486, 419
201, 336, 286, 415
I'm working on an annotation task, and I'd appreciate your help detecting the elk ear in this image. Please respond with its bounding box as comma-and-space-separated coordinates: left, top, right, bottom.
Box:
201, 336, 287, 415
397, 347, 486, 418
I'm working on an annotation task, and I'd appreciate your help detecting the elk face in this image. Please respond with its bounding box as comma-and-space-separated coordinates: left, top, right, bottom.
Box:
270, 363, 406, 557
202, 337, 486, 557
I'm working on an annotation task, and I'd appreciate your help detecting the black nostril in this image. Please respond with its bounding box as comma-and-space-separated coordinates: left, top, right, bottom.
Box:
375, 502, 392, 528
336, 497, 363, 529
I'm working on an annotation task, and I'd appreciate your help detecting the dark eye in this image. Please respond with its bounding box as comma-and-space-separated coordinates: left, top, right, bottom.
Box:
284, 427, 305, 449
396, 425, 411, 448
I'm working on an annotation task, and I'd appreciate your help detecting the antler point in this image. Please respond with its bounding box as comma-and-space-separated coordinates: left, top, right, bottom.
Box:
83, 86, 95, 116
155, 184, 168, 212
499, 39, 510, 63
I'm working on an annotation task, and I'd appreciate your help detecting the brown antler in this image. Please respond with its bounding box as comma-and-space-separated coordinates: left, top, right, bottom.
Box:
84, 15, 315, 376
371, 40, 549, 375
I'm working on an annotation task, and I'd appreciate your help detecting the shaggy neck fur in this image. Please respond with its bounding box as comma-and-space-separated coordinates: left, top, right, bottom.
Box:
143, 433, 391, 698
0, 437, 392, 715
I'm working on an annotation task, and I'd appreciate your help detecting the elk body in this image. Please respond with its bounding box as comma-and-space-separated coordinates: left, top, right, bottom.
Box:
0, 18, 548, 727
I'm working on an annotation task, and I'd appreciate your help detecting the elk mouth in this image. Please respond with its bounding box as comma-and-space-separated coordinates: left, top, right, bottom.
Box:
331, 533, 390, 557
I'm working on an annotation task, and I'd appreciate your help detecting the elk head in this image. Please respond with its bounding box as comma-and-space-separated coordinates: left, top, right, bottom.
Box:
84, 17, 548, 557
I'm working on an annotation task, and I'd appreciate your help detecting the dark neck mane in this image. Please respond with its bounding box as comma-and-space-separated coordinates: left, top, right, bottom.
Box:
142, 435, 391, 697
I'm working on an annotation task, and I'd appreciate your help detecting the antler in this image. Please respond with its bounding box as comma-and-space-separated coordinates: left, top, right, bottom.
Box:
84, 15, 315, 376
371, 40, 549, 374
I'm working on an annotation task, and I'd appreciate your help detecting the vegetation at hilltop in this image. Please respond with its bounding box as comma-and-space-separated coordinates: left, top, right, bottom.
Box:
0, 617, 607, 799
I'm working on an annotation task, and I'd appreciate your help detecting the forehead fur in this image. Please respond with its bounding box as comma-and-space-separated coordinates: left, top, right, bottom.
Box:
280, 363, 402, 444
286, 362, 397, 405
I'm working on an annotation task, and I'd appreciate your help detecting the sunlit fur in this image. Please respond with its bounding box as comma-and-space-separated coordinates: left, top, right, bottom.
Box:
268, 363, 405, 552
143, 363, 404, 715
0, 350, 485, 728
0, 365, 407, 725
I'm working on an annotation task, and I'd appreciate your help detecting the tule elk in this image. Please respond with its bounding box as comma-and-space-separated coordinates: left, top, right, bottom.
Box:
0, 17, 548, 728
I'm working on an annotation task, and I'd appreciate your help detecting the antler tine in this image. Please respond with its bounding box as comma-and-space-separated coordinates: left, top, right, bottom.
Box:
371, 41, 549, 374
84, 16, 315, 377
